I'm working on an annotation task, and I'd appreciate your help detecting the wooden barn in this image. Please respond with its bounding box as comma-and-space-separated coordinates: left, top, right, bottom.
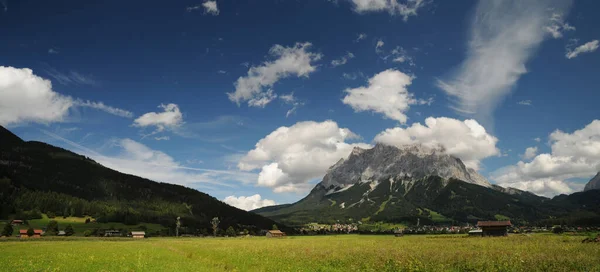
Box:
19, 229, 43, 238
266, 230, 285, 238
131, 231, 146, 238
476, 221, 511, 237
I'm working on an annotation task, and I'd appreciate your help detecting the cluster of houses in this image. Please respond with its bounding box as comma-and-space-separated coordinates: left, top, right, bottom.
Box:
6, 219, 146, 238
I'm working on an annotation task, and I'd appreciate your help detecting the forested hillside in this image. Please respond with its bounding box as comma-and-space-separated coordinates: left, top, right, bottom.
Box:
0, 126, 283, 233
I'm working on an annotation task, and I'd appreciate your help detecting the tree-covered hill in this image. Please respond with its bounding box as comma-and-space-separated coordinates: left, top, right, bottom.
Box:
0, 126, 284, 233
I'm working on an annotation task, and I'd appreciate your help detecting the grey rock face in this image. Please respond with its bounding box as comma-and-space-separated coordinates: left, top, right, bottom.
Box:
584, 172, 600, 191
320, 143, 492, 191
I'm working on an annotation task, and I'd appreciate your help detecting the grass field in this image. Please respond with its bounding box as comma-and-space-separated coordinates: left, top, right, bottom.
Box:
1, 234, 599, 271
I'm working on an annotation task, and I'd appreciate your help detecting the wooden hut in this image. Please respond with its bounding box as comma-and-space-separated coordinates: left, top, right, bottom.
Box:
19, 229, 42, 238
476, 221, 511, 237
131, 231, 146, 238
266, 230, 285, 238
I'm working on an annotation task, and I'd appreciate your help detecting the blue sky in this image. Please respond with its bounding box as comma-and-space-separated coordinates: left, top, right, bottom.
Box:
1, 0, 599, 210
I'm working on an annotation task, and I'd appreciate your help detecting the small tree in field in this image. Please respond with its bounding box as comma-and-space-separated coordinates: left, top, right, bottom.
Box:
26, 227, 34, 237
46, 220, 59, 236
211, 217, 220, 237
226, 226, 236, 237
65, 225, 75, 236
272, 224, 278, 230
176, 217, 181, 237
1, 223, 13, 237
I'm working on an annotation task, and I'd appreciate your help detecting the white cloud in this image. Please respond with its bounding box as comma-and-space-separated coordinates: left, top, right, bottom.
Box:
217, 70, 227, 74
248, 89, 277, 108
133, 103, 184, 132
491, 120, 600, 196
74, 100, 134, 118
382, 46, 415, 66
238, 120, 371, 193
227, 42, 322, 107
534, 137, 541, 142
545, 12, 575, 39
279, 92, 304, 117
522, 146, 538, 160
42, 130, 254, 189
48, 48, 59, 54
342, 72, 364, 80
351, 0, 429, 21
566, 40, 599, 59
517, 100, 532, 106
154, 136, 170, 141
223, 194, 276, 211
187, 1, 219, 15
355, 33, 367, 42
202, 0, 219, 15
331, 52, 355, 67
0, 66, 73, 126
0, 66, 130, 126
375, 40, 384, 53
437, 0, 571, 125
374, 117, 500, 170
342, 69, 426, 123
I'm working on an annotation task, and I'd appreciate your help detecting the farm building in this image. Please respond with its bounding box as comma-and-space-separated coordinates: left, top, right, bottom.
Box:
19, 229, 43, 238
10, 219, 24, 225
131, 231, 145, 238
266, 230, 285, 238
57, 231, 66, 236
468, 229, 483, 236
104, 230, 121, 237
476, 221, 511, 237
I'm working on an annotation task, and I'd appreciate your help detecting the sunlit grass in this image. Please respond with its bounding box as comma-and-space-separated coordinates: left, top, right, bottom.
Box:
0, 234, 598, 271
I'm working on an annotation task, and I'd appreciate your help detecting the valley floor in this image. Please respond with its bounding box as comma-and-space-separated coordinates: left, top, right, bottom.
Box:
1, 234, 599, 271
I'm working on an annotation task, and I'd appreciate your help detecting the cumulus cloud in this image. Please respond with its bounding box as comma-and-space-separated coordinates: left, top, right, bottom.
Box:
331, 52, 355, 67
238, 120, 371, 193
223, 194, 277, 211
133, 103, 184, 132
374, 117, 500, 170
351, 0, 429, 21
437, 0, 571, 125
0, 66, 130, 126
227, 42, 322, 108
491, 119, 600, 196
187, 1, 219, 15
342, 69, 428, 123
521, 146, 538, 160
42, 130, 254, 189
565, 40, 599, 59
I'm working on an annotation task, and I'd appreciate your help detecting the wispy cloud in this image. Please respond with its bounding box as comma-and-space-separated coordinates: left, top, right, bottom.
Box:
48, 48, 59, 54
74, 100, 134, 118
279, 92, 304, 117
566, 39, 599, 59
355, 33, 367, 42
331, 52, 355, 67
44, 66, 96, 86
517, 100, 532, 106
350, 0, 429, 21
437, 0, 571, 126
187, 1, 219, 16
41, 130, 255, 190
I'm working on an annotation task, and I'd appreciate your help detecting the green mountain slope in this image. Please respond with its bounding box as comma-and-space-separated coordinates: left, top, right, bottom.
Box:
0, 126, 284, 233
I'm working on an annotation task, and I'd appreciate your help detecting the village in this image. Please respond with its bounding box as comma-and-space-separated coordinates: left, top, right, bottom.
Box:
4, 217, 600, 240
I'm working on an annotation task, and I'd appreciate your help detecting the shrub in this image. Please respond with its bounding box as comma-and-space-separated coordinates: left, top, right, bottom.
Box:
26, 227, 34, 237
46, 220, 59, 236
226, 226, 237, 237
65, 225, 75, 236
1, 223, 13, 237
83, 230, 92, 237
552, 226, 564, 234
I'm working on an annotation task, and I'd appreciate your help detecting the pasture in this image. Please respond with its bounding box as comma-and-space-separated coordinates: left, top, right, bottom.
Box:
1, 234, 599, 271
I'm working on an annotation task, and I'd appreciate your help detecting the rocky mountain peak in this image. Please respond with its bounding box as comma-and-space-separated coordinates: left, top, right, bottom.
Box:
584, 172, 600, 191
320, 143, 491, 191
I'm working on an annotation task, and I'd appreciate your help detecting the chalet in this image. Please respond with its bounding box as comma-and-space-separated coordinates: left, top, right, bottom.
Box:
266, 230, 285, 238
476, 221, 511, 237
131, 231, 145, 238
10, 220, 24, 226
19, 229, 43, 238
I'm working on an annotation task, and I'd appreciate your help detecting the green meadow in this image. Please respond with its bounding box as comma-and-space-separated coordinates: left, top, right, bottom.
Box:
1, 234, 599, 271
